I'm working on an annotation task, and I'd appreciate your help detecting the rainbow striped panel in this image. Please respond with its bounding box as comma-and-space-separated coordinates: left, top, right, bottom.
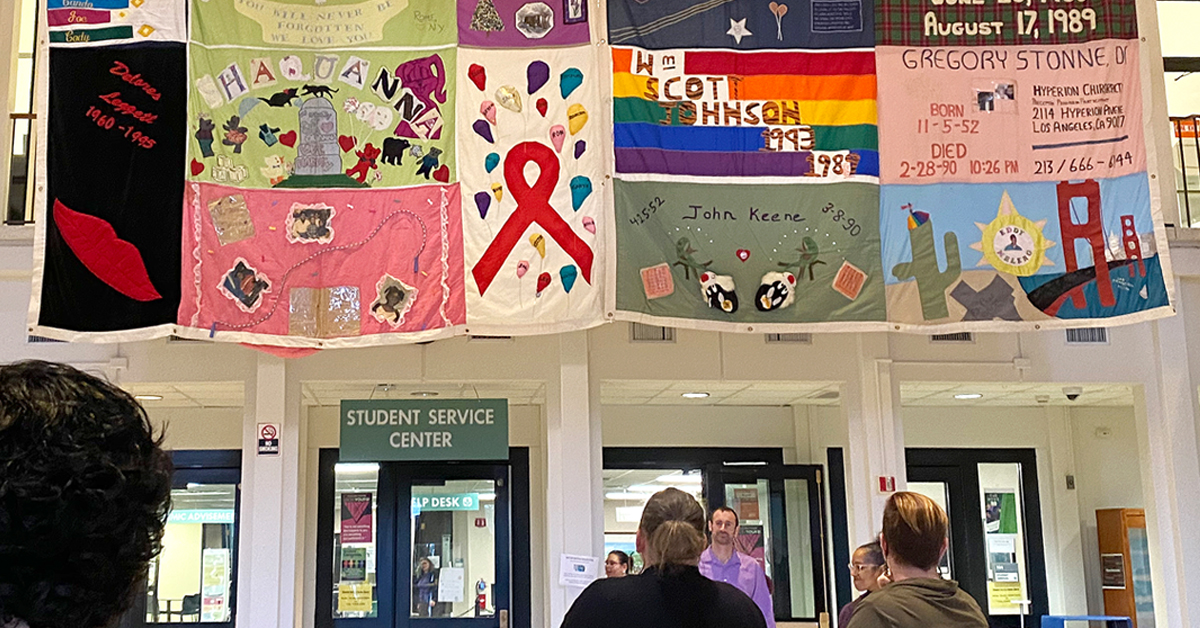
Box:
612, 47, 878, 178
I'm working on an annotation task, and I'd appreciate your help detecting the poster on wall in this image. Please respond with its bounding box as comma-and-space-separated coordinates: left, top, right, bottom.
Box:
733, 488, 761, 521
341, 493, 374, 543
736, 524, 768, 572
201, 548, 232, 622
982, 490, 1024, 615
875, 0, 1172, 328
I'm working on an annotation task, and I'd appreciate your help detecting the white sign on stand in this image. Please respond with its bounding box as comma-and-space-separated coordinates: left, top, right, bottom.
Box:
558, 554, 600, 588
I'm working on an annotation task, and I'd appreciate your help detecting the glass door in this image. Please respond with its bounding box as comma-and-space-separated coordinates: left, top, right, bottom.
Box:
907, 449, 1049, 627
318, 452, 517, 628
707, 464, 829, 624
400, 465, 511, 626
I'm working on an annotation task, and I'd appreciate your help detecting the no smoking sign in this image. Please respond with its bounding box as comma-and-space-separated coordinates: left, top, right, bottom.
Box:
257, 423, 280, 456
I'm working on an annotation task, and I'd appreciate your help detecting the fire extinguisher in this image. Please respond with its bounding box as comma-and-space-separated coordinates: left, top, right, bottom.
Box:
475, 578, 487, 616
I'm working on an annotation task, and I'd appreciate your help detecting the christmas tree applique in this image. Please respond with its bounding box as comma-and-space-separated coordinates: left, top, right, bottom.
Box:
470, 0, 505, 32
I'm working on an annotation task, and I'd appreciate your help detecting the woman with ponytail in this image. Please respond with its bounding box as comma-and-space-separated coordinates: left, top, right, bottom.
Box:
561, 488, 766, 628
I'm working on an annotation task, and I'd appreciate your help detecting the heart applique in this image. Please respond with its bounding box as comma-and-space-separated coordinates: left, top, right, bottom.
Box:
737, 249, 751, 262
338, 135, 356, 153
433, 165, 450, 183
278, 130, 297, 147
320, 121, 335, 134
190, 158, 204, 176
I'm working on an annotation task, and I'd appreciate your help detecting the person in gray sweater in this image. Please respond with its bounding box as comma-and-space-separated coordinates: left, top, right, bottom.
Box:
848, 492, 988, 628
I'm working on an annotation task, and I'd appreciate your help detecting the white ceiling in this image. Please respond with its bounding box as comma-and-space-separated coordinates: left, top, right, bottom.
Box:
900, 381, 1133, 407
121, 381, 245, 408
302, 381, 546, 406
121, 379, 1133, 409
601, 380, 841, 406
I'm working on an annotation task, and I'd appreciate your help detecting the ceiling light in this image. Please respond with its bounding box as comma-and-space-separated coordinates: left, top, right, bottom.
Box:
134, 394, 163, 401
335, 462, 380, 474
605, 492, 649, 500
681, 392, 710, 399
656, 473, 704, 484
479, 493, 496, 501
411, 391, 439, 397
954, 393, 983, 400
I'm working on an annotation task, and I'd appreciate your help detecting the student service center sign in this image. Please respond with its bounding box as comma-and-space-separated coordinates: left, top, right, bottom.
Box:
340, 399, 509, 461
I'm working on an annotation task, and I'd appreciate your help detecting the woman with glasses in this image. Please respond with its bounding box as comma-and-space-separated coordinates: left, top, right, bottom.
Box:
839, 541, 888, 627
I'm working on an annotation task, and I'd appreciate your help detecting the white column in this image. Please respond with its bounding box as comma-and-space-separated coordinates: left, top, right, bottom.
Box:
1134, 301, 1200, 628
842, 334, 906, 547
1043, 406, 1086, 615
544, 332, 602, 627
237, 353, 305, 628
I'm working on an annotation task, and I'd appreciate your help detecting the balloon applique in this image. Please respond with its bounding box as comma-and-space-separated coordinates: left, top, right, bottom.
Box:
530, 233, 546, 258
574, 140, 586, 159
517, 260, 530, 278
567, 103, 588, 135
491, 182, 504, 202
536, 98, 548, 117
536, 271, 552, 297
527, 60, 550, 94
582, 216, 596, 234
560, 67, 583, 99
480, 100, 497, 124
570, 176, 592, 211
495, 85, 522, 113
474, 191, 491, 219
549, 125, 566, 153
472, 119, 494, 143
485, 152, 500, 173
468, 63, 487, 91
559, 265, 578, 293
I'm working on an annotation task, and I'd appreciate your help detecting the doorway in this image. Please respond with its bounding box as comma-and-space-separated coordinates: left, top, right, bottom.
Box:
316, 448, 531, 628
603, 448, 829, 624
906, 448, 1049, 627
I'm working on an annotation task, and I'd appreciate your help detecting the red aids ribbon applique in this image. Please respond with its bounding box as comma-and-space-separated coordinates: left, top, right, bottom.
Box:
472, 141, 593, 295
52, 199, 162, 302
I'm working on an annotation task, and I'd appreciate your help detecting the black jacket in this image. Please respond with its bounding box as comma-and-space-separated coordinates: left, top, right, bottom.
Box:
561, 565, 767, 628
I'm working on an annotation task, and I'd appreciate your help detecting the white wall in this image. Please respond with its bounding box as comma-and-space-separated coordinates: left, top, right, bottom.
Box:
602, 405, 807, 461
902, 404, 1145, 617
1071, 407, 1146, 614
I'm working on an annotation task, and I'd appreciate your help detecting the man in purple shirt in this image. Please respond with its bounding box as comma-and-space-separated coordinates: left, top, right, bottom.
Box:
698, 507, 776, 628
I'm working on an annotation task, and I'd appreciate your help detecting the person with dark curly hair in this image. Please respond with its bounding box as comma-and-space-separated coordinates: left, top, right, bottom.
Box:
0, 360, 173, 628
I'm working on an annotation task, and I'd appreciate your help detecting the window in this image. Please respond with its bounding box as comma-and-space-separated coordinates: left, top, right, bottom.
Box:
6, 0, 38, 224
1159, 1, 1200, 226
129, 450, 242, 627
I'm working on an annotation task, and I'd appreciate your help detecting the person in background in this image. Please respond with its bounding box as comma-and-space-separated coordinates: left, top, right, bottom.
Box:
0, 360, 173, 628
698, 507, 775, 628
561, 488, 765, 628
413, 557, 438, 617
606, 550, 631, 578
847, 492, 987, 628
838, 541, 888, 627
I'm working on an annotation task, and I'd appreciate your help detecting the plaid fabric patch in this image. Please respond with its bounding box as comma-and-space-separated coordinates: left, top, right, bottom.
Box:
876, 0, 1138, 47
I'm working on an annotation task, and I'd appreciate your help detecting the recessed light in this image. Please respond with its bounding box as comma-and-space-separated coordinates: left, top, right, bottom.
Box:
954, 393, 983, 400
411, 391, 439, 397
681, 392, 710, 399
134, 394, 163, 401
